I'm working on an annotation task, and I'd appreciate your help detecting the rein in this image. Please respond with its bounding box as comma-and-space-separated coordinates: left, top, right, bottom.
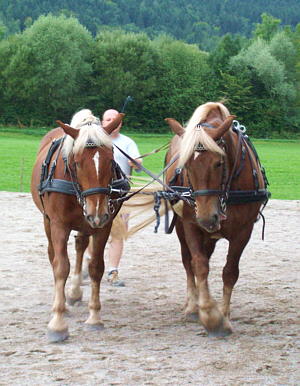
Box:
111, 144, 194, 206
137, 141, 170, 159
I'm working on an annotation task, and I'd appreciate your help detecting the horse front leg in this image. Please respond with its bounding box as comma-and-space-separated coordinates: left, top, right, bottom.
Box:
176, 220, 198, 321
67, 232, 89, 305
221, 226, 252, 333
194, 253, 227, 336
47, 225, 71, 342
184, 224, 227, 336
85, 226, 111, 329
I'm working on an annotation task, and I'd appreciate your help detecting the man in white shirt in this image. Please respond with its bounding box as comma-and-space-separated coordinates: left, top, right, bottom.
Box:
102, 109, 142, 286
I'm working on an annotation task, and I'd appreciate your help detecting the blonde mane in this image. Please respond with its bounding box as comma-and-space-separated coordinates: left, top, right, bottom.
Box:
179, 102, 230, 167
62, 109, 112, 158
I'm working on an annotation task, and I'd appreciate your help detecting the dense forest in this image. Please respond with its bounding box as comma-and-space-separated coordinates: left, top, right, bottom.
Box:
1, 0, 300, 50
0, 2, 299, 137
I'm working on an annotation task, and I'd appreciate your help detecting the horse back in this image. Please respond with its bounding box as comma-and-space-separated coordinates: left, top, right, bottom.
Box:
31, 128, 69, 214
38, 127, 65, 154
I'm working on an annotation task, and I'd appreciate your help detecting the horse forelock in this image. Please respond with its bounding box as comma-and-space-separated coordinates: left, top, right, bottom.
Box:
62, 121, 112, 159
178, 102, 229, 167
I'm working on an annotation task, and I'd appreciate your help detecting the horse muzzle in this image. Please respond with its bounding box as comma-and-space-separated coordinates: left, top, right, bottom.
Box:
85, 213, 110, 229
196, 213, 221, 233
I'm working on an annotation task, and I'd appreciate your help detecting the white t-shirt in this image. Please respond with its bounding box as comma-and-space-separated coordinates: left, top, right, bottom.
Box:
112, 133, 141, 176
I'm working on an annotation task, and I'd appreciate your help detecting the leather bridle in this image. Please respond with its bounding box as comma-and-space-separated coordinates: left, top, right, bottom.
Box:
39, 137, 130, 216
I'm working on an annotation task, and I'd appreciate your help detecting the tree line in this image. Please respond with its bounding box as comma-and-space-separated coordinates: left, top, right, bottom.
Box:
1, 0, 300, 51
0, 14, 299, 137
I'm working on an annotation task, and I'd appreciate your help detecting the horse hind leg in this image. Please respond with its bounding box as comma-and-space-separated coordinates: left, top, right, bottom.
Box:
66, 232, 89, 305
44, 216, 54, 264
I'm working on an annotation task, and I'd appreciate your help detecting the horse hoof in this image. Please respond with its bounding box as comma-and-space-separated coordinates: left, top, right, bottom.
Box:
185, 312, 199, 323
84, 322, 104, 332
47, 328, 69, 343
207, 327, 232, 338
66, 295, 82, 306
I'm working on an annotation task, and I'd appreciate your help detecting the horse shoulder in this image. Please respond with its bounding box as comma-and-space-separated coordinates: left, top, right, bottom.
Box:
38, 127, 65, 153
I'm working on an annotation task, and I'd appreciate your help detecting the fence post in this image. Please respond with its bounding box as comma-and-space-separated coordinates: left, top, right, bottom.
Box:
20, 157, 24, 192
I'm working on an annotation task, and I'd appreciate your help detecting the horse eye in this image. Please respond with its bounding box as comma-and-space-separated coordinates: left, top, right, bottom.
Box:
215, 161, 222, 168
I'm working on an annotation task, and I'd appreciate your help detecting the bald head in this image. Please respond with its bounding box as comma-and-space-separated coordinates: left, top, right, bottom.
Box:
102, 109, 122, 138
102, 109, 119, 120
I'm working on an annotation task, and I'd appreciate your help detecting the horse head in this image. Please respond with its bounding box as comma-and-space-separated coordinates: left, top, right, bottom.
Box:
56, 112, 124, 229
166, 103, 235, 233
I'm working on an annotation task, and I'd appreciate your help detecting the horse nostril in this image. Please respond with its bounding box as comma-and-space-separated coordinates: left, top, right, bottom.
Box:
102, 213, 109, 223
86, 214, 94, 223
212, 214, 219, 224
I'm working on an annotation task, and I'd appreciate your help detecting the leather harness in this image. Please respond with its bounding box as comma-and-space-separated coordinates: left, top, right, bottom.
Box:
38, 121, 270, 235
38, 136, 131, 215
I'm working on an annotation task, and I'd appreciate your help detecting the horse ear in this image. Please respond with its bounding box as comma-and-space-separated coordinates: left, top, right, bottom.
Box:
56, 120, 79, 140
208, 115, 236, 140
103, 113, 125, 135
165, 118, 184, 136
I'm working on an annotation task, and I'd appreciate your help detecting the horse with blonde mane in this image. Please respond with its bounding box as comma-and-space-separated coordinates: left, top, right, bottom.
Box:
31, 109, 128, 342
164, 102, 270, 336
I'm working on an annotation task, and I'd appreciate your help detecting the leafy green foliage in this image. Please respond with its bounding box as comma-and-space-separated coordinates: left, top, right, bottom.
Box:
0, 15, 93, 125
228, 33, 298, 135
1, 0, 300, 48
91, 29, 160, 129
0, 8, 299, 135
150, 35, 212, 126
253, 13, 281, 41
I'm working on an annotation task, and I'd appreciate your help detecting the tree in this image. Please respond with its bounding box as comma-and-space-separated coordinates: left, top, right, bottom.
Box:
229, 37, 297, 134
253, 13, 281, 41
0, 14, 93, 125
151, 35, 213, 126
92, 29, 161, 129
230, 38, 296, 101
0, 21, 6, 40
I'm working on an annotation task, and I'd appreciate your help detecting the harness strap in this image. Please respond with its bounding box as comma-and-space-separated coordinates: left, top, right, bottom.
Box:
233, 144, 246, 179
39, 137, 64, 191
166, 212, 178, 234
242, 136, 260, 191
40, 179, 80, 196
224, 129, 243, 195
39, 136, 66, 213
81, 187, 111, 197
193, 189, 224, 197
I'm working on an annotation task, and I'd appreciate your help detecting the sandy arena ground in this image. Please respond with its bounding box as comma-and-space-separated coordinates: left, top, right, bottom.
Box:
0, 192, 299, 385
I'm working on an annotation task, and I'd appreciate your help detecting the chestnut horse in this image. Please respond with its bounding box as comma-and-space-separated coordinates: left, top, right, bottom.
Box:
164, 102, 270, 336
31, 109, 127, 342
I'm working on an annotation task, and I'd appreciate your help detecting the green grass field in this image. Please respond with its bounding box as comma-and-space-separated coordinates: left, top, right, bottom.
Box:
0, 130, 299, 199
